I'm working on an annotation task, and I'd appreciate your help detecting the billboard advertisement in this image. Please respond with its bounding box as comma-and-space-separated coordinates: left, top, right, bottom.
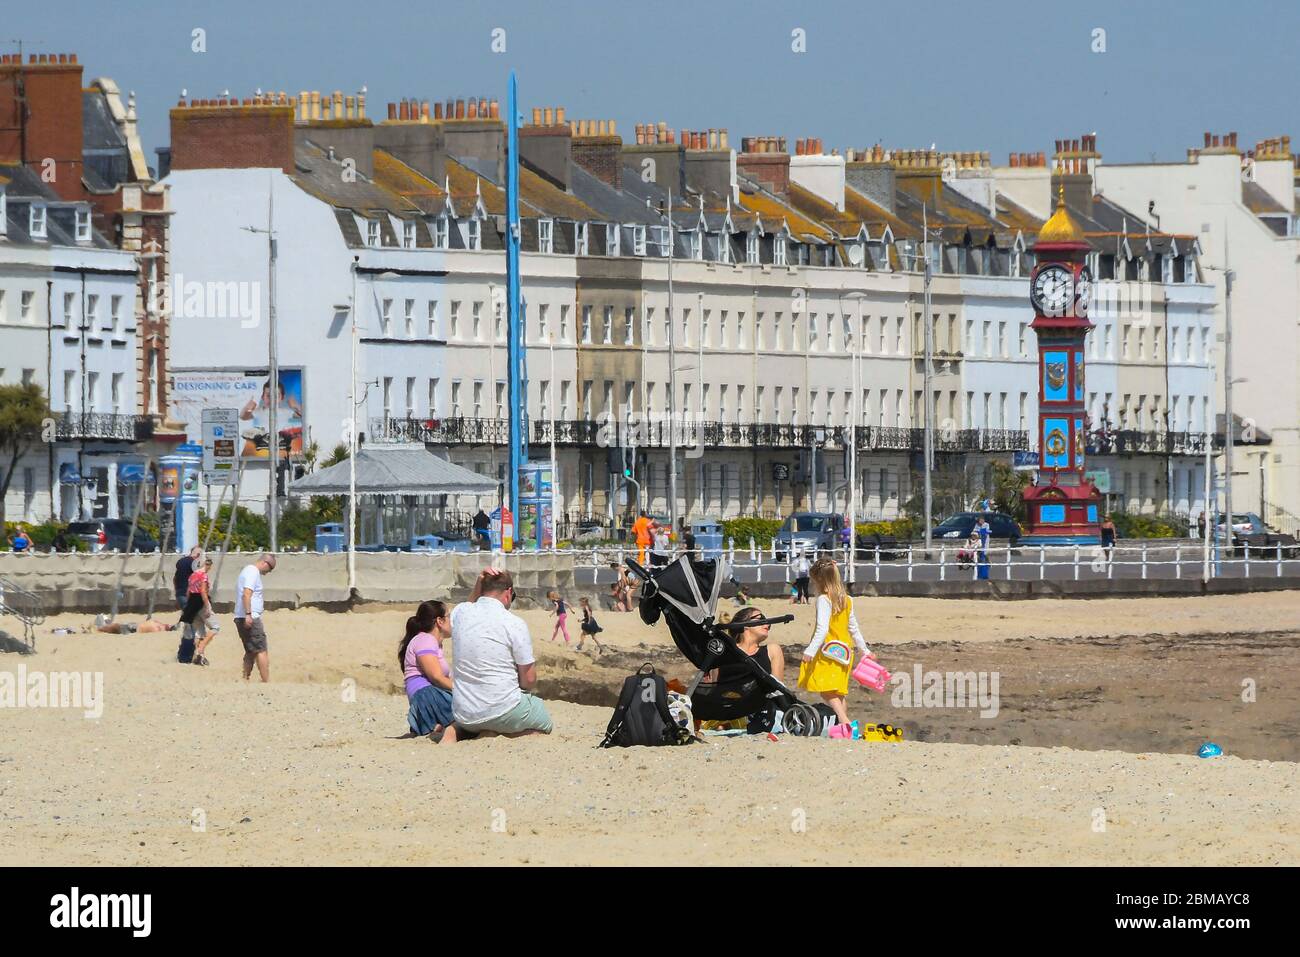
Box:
171, 370, 306, 462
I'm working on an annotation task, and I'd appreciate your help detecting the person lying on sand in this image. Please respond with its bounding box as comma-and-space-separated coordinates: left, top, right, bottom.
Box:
84, 614, 178, 635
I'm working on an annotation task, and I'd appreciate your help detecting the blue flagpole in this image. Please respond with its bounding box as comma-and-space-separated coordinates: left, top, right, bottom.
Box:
506, 71, 523, 543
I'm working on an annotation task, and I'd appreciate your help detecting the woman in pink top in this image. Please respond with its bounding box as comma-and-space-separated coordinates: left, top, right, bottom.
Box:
399, 600, 457, 744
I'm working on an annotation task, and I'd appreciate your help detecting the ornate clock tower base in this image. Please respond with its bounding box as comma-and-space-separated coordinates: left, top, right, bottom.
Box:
1021, 187, 1102, 547
1022, 473, 1103, 546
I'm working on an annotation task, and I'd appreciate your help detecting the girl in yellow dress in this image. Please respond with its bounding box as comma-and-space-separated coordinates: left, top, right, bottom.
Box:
798, 558, 874, 727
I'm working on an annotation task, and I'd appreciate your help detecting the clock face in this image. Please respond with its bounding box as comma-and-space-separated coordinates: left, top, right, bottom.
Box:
1032, 265, 1074, 316
1075, 267, 1093, 317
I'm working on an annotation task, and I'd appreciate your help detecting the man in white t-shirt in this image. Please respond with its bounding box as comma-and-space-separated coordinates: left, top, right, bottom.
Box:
234, 553, 276, 682
450, 567, 553, 737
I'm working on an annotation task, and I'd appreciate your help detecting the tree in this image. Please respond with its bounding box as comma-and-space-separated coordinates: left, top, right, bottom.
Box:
989, 460, 1032, 522
0, 383, 49, 526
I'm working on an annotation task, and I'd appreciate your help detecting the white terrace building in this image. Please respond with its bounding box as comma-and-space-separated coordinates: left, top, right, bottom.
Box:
1, 164, 147, 523
160, 93, 1213, 536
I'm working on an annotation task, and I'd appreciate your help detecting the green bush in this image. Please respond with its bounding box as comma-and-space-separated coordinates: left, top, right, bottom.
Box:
855, 518, 916, 540
1111, 512, 1189, 539
721, 517, 783, 545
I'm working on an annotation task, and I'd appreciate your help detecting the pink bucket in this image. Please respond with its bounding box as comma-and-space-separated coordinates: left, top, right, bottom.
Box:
851, 657, 892, 692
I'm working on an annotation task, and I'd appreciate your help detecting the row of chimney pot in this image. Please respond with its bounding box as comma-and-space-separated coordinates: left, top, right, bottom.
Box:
1253, 136, 1292, 157
172, 90, 370, 119
529, 107, 569, 127
793, 138, 824, 155
634, 122, 676, 145
570, 119, 617, 137
1054, 134, 1099, 155
677, 129, 730, 150
296, 90, 366, 120
386, 98, 500, 121
1008, 152, 1048, 168
742, 137, 788, 154
846, 145, 889, 164
1204, 132, 1239, 149
0, 53, 78, 64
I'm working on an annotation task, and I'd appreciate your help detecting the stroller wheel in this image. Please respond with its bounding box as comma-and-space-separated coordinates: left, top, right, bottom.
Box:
783, 702, 820, 737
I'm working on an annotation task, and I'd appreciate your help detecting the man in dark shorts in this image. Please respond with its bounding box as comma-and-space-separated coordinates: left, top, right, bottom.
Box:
234, 553, 275, 682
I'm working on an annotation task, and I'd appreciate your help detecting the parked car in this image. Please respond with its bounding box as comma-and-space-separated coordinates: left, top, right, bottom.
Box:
931, 511, 1022, 545
66, 520, 158, 553
775, 512, 846, 561
1215, 513, 1267, 537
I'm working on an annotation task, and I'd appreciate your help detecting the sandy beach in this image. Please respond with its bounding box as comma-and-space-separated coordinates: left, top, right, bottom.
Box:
2, 591, 1298, 866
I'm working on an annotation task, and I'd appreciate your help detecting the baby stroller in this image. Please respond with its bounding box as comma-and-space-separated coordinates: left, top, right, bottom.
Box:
627, 554, 830, 736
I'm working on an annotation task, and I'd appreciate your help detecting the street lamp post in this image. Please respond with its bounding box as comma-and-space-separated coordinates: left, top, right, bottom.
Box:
1223, 258, 1235, 537
242, 182, 280, 551
922, 207, 935, 553
348, 258, 359, 594
549, 331, 558, 548
666, 190, 678, 539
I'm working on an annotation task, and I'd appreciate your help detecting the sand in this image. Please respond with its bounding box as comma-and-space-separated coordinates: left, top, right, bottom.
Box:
1, 591, 1298, 866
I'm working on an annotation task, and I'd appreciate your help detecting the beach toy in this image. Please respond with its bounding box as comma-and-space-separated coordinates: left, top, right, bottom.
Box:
862, 723, 904, 743
827, 722, 853, 739
851, 657, 892, 692
1197, 742, 1223, 759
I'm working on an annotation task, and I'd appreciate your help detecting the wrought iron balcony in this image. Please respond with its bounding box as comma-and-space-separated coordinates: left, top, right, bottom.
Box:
1086, 429, 1209, 456
367, 415, 1036, 456
56, 412, 154, 442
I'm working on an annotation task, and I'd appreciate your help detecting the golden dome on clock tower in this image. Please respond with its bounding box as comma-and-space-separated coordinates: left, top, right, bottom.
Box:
1037, 184, 1086, 244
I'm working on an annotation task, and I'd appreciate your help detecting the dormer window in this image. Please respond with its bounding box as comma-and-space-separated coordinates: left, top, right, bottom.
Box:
1183, 256, 1197, 283
655, 225, 671, 258
30, 203, 47, 239
606, 223, 620, 256
633, 225, 646, 257
746, 231, 759, 264
402, 220, 416, 249
468, 218, 481, 250
576, 222, 589, 256
1161, 253, 1174, 285
539, 219, 553, 254
691, 230, 703, 261
774, 235, 787, 267
434, 216, 449, 249
366, 218, 380, 247
75, 207, 92, 242
718, 232, 731, 264
0, 188, 6, 236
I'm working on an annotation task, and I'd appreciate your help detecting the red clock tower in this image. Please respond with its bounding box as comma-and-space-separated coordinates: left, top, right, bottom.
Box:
1021, 188, 1102, 545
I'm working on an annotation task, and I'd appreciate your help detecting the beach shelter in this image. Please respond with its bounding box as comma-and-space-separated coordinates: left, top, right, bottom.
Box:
289, 443, 498, 545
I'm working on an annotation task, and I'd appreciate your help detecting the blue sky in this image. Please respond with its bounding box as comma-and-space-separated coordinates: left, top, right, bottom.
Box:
14, 0, 1300, 170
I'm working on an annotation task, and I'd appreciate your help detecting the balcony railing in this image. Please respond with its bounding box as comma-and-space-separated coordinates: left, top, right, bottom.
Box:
1086, 429, 1209, 456
56, 412, 154, 442
371, 416, 1032, 454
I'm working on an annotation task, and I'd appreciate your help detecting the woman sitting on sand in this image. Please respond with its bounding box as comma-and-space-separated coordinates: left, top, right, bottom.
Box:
698, 607, 787, 734
399, 600, 457, 744
716, 606, 785, 686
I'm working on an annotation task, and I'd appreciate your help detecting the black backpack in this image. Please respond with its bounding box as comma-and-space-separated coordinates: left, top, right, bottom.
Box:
599, 664, 693, 748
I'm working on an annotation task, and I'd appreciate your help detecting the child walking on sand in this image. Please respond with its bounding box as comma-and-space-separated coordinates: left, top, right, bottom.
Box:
548, 590, 571, 644
797, 557, 874, 727
576, 597, 605, 654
